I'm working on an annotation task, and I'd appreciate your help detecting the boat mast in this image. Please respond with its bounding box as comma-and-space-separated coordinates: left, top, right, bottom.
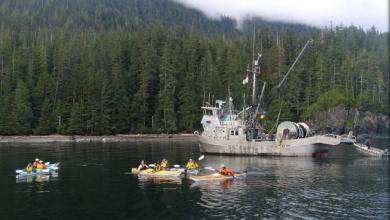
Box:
251, 29, 256, 105
276, 39, 313, 88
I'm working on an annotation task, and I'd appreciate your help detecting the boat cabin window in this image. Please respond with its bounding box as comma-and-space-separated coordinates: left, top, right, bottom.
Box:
205, 109, 213, 115
230, 130, 239, 136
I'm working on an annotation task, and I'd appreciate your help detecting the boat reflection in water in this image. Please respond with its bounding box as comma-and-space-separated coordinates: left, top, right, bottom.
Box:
16, 172, 58, 184
137, 175, 182, 186
191, 155, 324, 215
192, 154, 389, 218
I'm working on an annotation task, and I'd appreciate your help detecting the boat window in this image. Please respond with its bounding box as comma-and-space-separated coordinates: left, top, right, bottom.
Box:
206, 110, 213, 115
235, 130, 239, 135
231, 130, 234, 135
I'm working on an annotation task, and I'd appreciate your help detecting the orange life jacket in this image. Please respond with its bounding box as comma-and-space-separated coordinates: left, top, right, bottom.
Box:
37, 163, 43, 169
218, 167, 235, 176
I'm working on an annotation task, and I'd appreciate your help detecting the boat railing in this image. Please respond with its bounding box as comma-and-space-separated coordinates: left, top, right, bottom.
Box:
324, 134, 341, 139
220, 121, 241, 126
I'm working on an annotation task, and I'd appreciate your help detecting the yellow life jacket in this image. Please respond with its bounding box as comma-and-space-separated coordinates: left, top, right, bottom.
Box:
186, 162, 199, 169
161, 161, 168, 167
37, 164, 43, 169
26, 166, 32, 172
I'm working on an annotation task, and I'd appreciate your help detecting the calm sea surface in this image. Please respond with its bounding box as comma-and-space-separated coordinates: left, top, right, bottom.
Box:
0, 138, 388, 219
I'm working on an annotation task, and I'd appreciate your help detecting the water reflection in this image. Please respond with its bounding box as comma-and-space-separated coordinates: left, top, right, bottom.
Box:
1, 141, 388, 219
16, 173, 58, 184
193, 154, 389, 219
190, 178, 237, 189
137, 175, 182, 186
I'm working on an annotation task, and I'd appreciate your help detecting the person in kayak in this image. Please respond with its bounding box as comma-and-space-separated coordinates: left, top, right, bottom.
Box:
154, 163, 162, 172
26, 163, 33, 173
33, 158, 39, 168
217, 165, 235, 176
36, 160, 47, 170
186, 159, 199, 170
137, 160, 149, 171
160, 159, 169, 170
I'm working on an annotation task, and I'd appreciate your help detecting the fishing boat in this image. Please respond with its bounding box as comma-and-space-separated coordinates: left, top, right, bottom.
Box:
340, 131, 356, 144
195, 40, 341, 156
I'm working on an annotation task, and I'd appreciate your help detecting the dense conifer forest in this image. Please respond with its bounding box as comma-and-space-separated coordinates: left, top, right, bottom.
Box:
0, 0, 388, 135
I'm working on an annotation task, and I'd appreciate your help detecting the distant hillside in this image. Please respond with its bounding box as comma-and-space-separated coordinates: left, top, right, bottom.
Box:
0, 0, 387, 136
0, 0, 318, 35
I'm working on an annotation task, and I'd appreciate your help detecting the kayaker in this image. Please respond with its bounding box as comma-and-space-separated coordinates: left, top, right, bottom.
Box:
160, 159, 169, 170
33, 158, 39, 168
137, 160, 149, 171
36, 160, 47, 170
186, 159, 199, 169
154, 163, 162, 172
217, 165, 235, 176
26, 163, 33, 173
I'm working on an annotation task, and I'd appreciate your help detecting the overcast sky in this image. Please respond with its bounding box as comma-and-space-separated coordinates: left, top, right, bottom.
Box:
174, 0, 388, 32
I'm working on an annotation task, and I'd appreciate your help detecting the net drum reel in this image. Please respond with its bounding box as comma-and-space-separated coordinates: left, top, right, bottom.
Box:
277, 121, 311, 140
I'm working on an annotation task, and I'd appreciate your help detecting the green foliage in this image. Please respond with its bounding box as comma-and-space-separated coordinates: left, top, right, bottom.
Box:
10, 81, 33, 134
33, 98, 56, 134
66, 103, 82, 135
303, 89, 347, 118
0, 0, 387, 135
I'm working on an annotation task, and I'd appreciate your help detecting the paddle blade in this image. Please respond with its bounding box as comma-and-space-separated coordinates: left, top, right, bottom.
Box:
198, 155, 205, 161
173, 164, 180, 168
204, 166, 215, 171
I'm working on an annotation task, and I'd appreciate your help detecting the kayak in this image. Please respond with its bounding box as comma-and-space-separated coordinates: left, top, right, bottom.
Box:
16, 172, 59, 183
186, 168, 200, 175
132, 168, 182, 177
16, 162, 60, 176
138, 175, 182, 185
169, 168, 185, 173
189, 172, 246, 182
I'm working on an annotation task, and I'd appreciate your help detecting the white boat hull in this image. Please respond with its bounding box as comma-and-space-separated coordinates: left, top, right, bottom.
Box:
198, 135, 337, 156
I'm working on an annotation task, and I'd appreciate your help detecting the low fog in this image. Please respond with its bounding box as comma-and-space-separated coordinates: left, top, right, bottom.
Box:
174, 0, 388, 32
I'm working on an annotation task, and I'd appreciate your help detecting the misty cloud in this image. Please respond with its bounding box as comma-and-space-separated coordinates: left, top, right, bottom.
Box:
174, 0, 388, 32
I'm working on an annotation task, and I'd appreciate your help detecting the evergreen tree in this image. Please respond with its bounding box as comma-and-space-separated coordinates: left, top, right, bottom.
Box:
34, 98, 56, 134
156, 41, 177, 132
67, 103, 82, 134
11, 80, 33, 134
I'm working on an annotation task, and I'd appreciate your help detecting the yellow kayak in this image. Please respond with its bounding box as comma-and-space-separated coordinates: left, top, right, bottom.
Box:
131, 168, 182, 177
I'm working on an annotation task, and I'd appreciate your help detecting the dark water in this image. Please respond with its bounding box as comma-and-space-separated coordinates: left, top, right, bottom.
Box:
0, 139, 388, 219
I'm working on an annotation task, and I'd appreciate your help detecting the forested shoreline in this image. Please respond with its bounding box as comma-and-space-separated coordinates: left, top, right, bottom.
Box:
0, 0, 388, 135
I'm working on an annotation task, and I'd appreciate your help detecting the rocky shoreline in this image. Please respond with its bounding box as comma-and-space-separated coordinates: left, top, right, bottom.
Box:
0, 134, 197, 143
